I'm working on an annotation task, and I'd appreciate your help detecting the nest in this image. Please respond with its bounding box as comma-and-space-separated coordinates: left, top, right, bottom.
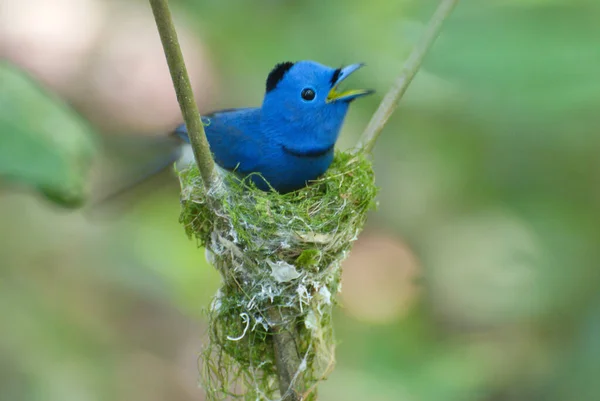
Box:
179, 151, 377, 401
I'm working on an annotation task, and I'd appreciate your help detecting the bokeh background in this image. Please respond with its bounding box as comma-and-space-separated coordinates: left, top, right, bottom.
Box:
2, 0, 600, 400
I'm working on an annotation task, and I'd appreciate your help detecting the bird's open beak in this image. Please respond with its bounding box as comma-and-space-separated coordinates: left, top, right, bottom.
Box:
326, 63, 374, 103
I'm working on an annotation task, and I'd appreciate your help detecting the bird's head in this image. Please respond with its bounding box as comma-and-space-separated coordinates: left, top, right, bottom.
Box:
261, 60, 373, 157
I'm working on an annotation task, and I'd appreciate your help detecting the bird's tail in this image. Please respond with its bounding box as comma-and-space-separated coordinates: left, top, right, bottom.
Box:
89, 131, 187, 211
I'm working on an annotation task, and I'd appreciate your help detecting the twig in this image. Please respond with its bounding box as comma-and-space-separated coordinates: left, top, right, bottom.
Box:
149, 0, 216, 188
268, 308, 304, 401
356, 0, 460, 153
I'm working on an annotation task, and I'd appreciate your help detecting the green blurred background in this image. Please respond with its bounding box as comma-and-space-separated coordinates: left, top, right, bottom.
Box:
2, 0, 600, 400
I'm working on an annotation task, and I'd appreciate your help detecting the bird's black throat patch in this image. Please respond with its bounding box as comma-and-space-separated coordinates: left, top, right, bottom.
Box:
266, 61, 295, 93
281, 144, 334, 158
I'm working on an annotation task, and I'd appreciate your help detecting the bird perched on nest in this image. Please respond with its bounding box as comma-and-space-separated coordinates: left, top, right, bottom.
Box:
105, 60, 372, 199
174, 60, 373, 193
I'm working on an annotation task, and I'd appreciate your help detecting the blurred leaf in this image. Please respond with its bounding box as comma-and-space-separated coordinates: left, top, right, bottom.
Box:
0, 62, 96, 207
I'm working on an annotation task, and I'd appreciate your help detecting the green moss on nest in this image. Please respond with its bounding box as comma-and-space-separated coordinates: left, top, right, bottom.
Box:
179, 151, 377, 400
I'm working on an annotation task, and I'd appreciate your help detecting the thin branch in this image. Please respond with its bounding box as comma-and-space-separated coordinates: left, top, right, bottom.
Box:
149, 0, 216, 188
356, 0, 460, 153
268, 308, 304, 401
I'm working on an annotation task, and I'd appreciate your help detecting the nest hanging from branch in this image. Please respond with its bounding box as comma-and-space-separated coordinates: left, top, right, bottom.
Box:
179, 151, 377, 400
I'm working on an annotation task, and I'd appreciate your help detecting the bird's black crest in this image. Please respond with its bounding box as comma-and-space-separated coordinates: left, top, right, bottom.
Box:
266, 61, 295, 93
330, 68, 342, 86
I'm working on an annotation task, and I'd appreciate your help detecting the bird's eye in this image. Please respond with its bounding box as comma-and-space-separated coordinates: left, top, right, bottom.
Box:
301, 88, 316, 101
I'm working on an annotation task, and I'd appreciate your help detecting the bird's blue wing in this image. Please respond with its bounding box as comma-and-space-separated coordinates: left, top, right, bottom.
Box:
174, 108, 263, 173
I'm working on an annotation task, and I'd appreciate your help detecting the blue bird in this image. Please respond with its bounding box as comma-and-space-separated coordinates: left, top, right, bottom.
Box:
174, 60, 373, 193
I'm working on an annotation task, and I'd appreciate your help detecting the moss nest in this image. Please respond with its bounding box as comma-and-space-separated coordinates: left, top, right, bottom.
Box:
179, 151, 377, 400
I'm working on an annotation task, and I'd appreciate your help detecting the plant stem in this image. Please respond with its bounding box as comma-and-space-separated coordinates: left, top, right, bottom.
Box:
268, 308, 304, 401
356, 0, 460, 153
149, 0, 215, 188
